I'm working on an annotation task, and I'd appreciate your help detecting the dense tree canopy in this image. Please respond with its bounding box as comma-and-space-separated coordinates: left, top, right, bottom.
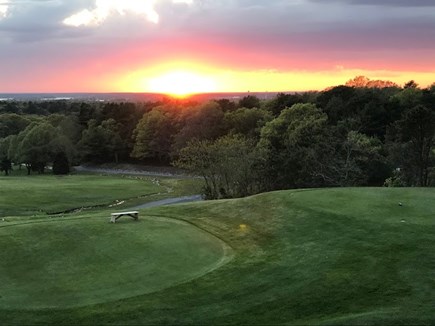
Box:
260, 103, 334, 188
173, 101, 225, 152
78, 119, 122, 163
13, 123, 73, 174
1, 76, 434, 196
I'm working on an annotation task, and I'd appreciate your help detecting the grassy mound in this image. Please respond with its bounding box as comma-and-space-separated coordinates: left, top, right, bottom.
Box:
1, 186, 434, 324
0, 216, 230, 309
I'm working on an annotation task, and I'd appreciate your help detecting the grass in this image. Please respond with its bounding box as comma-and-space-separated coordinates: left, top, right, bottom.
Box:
0, 173, 201, 217
0, 179, 434, 325
0, 215, 229, 309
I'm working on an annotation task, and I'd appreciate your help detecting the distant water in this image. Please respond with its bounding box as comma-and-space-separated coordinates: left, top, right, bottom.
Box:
0, 92, 289, 102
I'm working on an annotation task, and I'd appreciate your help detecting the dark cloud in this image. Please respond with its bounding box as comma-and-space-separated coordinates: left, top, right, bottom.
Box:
0, 0, 91, 41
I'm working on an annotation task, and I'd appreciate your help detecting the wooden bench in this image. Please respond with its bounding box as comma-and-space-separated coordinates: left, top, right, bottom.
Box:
110, 211, 139, 223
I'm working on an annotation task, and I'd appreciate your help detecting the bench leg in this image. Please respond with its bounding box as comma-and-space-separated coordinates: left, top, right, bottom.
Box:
127, 214, 139, 221
110, 214, 139, 223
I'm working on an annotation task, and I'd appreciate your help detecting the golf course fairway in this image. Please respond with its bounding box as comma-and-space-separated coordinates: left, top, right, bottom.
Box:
0, 216, 232, 309
1, 176, 435, 325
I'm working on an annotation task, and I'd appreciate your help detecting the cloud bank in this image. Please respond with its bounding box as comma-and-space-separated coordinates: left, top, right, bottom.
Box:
0, 0, 434, 92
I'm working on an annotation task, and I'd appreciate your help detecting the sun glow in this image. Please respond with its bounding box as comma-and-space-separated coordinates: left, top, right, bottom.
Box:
112, 60, 435, 95
148, 71, 217, 97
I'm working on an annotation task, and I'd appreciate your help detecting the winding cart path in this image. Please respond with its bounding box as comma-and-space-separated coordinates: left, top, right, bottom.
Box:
75, 165, 204, 210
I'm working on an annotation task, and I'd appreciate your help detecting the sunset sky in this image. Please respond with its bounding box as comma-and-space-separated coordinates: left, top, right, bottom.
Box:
0, 0, 434, 94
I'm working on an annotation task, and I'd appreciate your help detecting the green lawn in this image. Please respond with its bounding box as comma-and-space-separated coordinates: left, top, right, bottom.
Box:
0, 183, 434, 325
0, 215, 230, 309
0, 173, 200, 217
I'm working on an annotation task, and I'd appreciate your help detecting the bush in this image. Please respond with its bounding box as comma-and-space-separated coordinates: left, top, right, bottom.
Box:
384, 169, 406, 187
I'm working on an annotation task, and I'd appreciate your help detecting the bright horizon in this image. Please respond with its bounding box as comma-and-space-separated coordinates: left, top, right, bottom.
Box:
1, 1, 434, 94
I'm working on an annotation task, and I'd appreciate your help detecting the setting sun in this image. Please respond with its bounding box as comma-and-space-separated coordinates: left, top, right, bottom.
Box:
148, 71, 217, 97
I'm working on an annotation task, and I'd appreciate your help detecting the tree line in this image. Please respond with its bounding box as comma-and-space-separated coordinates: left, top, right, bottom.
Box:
1, 76, 434, 198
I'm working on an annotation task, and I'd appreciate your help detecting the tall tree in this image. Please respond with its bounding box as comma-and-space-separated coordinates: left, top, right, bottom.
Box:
265, 93, 305, 116
259, 103, 334, 189
224, 107, 272, 140
337, 131, 385, 186
131, 109, 175, 162
214, 99, 237, 112
389, 105, 435, 186
345, 75, 398, 88
238, 95, 261, 109
175, 135, 264, 199
47, 114, 83, 145
0, 113, 32, 138
16, 123, 72, 174
78, 119, 123, 163
174, 101, 225, 153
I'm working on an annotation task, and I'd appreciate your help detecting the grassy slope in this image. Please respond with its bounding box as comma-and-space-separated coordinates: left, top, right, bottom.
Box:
1, 187, 435, 325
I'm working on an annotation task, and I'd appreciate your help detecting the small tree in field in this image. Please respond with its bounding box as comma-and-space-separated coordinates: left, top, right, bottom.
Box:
52, 151, 70, 175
